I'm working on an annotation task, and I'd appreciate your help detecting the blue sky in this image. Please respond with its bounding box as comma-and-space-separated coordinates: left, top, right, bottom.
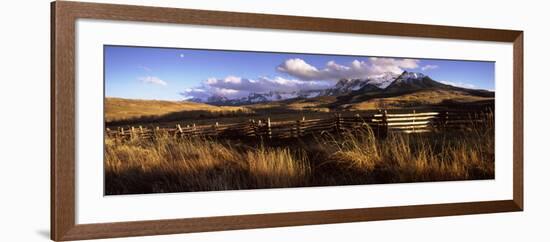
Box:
105, 45, 495, 101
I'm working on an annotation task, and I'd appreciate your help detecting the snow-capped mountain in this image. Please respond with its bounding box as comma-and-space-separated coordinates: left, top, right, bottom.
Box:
384, 71, 446, 92
204, 90, 324, 105
323, 72, 399, 96
398, 71, 426, 82
187, 71, 491, 106
368, 72, 401, 88
332, 70, 495, 106
206, 95, 229, 103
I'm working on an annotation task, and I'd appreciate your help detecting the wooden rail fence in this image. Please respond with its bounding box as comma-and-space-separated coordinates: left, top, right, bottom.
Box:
106, 109, 493, 141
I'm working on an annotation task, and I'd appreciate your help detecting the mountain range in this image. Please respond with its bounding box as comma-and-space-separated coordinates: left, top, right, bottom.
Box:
194, 71, 493, 106
205, 89, 324, 106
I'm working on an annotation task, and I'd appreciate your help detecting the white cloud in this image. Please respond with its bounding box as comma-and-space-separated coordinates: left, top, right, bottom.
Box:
276, 59, 321, 80
180, 75, 333, 100
277, 57, 419, 81
139, 76, 168, 86
180, 57, 423, 100
440, 80, 475, 89
421, 64, 438, 71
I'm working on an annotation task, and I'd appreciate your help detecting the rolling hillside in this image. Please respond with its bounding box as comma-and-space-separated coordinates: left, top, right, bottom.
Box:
105, 98, 251, 122
341, 89, 494, 110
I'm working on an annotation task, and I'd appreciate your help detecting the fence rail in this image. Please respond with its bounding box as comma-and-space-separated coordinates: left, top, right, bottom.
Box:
106, 108, 493, 140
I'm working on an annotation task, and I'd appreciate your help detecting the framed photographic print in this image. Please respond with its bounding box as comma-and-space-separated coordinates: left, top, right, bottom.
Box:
51, 1, 523, 241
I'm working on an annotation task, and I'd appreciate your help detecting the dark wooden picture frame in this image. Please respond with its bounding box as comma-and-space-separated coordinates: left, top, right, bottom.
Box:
51, 1, 523, 241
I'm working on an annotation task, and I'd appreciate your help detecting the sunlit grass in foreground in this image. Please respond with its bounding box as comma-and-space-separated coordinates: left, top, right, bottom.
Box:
105, 123, 494, 195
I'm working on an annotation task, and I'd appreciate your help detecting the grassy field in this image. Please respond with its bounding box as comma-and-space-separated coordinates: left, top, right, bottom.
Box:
104, 96, 495, 195
105, 96, 494, 130
105, 122, 494, 195
106, 97, 251, 122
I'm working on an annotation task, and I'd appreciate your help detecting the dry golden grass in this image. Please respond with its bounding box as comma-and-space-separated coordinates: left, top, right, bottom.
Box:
105, 134, 311, 194
106, 97, 251, 122
322, 129, 494, 182
105, 118, 494, 195
246, 147, 311, 188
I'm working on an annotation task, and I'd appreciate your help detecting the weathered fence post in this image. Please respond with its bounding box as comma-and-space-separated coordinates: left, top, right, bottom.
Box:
381, 110, 388, 138
355, 113, 361, 128
301, 116, 306, 136
334, 113, 341, 133
130, 126, 136, 140
192, 123, 196, 136
257, 120, 262, 138
105, 127, 111, 141
176, 124, 183, 138
152, 126, 159, 140
376, 110, 381, 137
267, 117, 272, 139
119, 127, 124, 141
214, 122, 219, 136
296, 119, 301, 137
249, 119, 256, 137
444, 111, 449, 130
376, 110, 388, 138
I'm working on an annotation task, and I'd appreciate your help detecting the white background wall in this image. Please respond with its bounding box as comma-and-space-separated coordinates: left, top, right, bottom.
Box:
0, 0, 548, 241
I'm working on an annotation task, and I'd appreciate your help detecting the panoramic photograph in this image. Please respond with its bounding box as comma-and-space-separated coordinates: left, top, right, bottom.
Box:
104, 45, 495, 195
